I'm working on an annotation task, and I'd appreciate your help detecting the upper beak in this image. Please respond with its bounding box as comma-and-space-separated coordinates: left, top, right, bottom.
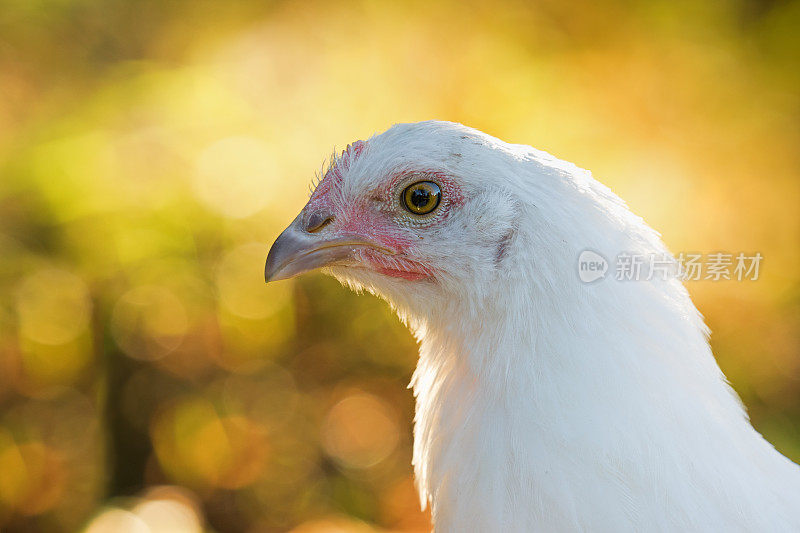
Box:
265, 214, 393, 282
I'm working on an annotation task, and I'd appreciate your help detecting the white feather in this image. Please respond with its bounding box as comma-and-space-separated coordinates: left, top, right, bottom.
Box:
323, 121, 800, 532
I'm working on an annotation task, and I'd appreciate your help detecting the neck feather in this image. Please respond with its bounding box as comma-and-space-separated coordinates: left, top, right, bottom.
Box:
406, 257, 796, 531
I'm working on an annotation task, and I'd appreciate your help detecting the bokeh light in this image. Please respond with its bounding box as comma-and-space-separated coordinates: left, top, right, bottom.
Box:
15, 268, 91, 346
216, 243, 293, 320
111, 285, 190, 361
193, 136, 278, 219
82, 487, 204, 533
83, 509, 149, 533
132, 486, 204, 533
322, 393, 400, 470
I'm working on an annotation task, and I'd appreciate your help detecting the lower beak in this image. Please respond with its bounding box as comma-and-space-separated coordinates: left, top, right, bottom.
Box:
265, 216, 392, 282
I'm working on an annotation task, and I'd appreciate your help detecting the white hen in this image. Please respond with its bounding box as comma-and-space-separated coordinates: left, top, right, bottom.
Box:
265, 121, 800, 532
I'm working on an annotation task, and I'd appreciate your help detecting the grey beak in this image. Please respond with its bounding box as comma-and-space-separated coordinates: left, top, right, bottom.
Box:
265, 215, 394, 282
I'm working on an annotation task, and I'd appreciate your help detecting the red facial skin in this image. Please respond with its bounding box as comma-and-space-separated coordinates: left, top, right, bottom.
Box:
304, 141, 463, 280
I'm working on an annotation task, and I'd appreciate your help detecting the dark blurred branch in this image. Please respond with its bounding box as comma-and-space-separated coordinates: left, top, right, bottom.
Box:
95, 294, 151, 496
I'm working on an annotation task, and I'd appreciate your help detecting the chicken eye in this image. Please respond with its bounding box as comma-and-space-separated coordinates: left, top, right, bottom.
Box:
402, 181, 441, 215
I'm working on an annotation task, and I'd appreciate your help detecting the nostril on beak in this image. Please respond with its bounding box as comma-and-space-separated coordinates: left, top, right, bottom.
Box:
304, 211, 334, 233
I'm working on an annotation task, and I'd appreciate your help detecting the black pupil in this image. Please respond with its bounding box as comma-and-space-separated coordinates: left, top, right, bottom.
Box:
410, 187, 431, 208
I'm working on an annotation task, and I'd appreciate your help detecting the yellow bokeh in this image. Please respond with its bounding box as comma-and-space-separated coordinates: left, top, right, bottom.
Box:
16, 268, 91, 346
216, 243, 294, 320
150, 396, 269, 490
193, 136, 279, 219
111, 285, 190, 361
322, 392, 400, 470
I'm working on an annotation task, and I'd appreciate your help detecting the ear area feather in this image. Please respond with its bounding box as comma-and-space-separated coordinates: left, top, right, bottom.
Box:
495, 227, 515, 266
494, 198, 522, 268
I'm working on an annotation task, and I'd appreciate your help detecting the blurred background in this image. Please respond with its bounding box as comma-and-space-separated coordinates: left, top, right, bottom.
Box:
0, 0, 798, 531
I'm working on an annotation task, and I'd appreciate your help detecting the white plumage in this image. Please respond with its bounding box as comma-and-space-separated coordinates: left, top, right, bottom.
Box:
266, 121, 800, 532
